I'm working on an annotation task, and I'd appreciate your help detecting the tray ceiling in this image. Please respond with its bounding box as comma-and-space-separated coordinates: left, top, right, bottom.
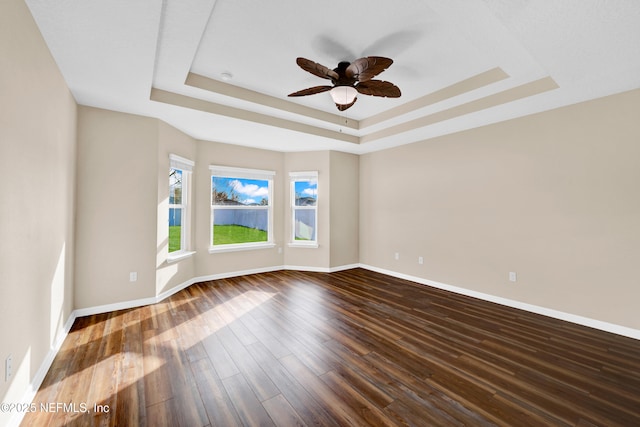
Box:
25, 0, 640, 153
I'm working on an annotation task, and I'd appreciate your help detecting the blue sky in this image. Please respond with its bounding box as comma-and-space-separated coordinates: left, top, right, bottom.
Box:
211, 177, 317, 205
212, 177, 269, 205
295, 180, 317, 199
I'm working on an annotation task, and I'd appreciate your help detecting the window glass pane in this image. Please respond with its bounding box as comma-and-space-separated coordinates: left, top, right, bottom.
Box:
294, 209, 316, 241
170, 168, 183, 205
294, 180, 317, 206
169, 208, 182, 252
213, 208, 268, 245
212, 176, 269, 206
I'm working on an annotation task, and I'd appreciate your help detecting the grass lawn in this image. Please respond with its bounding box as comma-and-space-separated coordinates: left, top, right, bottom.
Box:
169, 225, 181, 252
214, 224, 267, 245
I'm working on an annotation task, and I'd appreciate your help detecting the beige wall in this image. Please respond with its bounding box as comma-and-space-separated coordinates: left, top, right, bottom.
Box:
76, 110, 202, 303
330, 151, 359, 268
73, 114, 359, 303
156, 121, 197, 295
360, 89, 640, 330
0, 0, 77, 421
75, 107, 158, 308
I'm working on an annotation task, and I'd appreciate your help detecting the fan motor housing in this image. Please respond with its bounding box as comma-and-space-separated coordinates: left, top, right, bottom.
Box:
332, 62, 357, 86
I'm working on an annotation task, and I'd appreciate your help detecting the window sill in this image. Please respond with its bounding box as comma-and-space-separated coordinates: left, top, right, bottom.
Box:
288, 242, 319, 249
166, 250, 196, 264
208, 242, 276, 254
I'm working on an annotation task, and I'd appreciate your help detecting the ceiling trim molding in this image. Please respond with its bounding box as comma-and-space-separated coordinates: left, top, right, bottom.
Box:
360, 67, 510, 129
361, 76, 559, 144
150, 88, 360, 144
152, 76, 558, 148
185, 72, 359, 130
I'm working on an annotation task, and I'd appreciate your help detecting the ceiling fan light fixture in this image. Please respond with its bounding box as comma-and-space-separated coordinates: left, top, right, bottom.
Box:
290, 57, 399, 111
330, 86, 357, 105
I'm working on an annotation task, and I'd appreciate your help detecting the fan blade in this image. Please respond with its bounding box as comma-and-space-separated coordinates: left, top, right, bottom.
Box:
288, 86, 333, 97
346, 57, 393, 82
336, 97, 357, 111
296, 57, 339, 80
355, 80, 401, 98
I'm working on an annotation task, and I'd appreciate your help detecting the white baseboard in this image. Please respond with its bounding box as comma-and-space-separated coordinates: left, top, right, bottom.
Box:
73, 295, 159, 318
72, 262, 639, 341
8, 311, 77, 427
328, 263, 361, 272
283, 265, 330, 273
194, 265, 284, 283
69, 263, 362, 319
282, 263, 360, 273
358, 263, 640, 341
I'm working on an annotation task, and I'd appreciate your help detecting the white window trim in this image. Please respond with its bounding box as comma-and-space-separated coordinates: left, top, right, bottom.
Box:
168, 154, 194, 260
210, 165, 274, 180
167, 250, 196, 263
170, 154, 194, 172
289, 171, 318, 248
288, 242, 319, 249
208, 242, 276, 254
210, 165, 275, 253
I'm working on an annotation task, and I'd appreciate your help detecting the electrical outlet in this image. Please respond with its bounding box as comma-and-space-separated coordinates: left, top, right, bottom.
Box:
129, 272, 138, 282
5, 355, 12, 382
418, 256, 424, 265
394, 252, 400, 260
509, 272, 517, 282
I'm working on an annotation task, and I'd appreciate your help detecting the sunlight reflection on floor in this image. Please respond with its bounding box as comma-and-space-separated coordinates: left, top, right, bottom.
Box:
148, 289, 276, 350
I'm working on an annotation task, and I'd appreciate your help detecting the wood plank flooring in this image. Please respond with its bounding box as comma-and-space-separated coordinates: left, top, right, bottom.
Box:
22, 268, 640, 426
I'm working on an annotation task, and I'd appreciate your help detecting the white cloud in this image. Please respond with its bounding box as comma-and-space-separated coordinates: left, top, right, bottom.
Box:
230, 180, 269, 198
303, 188, 317, 197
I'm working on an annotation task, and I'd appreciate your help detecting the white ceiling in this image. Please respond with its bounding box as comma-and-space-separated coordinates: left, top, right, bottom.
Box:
25, 0, 640, 154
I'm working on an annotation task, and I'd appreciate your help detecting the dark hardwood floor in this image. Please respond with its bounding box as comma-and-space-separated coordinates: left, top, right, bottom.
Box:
22, 268, 640, 426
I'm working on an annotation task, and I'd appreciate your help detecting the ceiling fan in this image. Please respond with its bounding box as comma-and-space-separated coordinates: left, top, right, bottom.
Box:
288, 56, 401, 111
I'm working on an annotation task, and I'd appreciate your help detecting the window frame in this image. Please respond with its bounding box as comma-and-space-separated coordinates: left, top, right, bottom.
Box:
167, 154, 195, 263
209, 165, 276, 253
289, 171, 319, 248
